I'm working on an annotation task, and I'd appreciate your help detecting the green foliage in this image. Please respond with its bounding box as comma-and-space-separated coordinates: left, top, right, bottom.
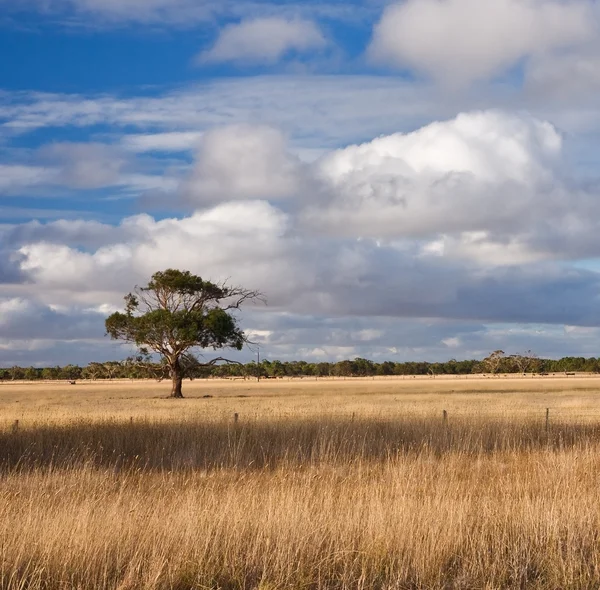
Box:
4, 355, 600, 381
105, 270, 249, 359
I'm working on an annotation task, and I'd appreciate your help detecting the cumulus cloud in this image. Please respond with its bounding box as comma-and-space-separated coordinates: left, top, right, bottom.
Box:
320, 110, 562, 185
10, 205, 600, 333
181, 124, 305, 205
15, 201, 306, 308
12, 110, 596, 302
5, 108, 600, 364
175, 110, 576, 240
198, 17, 327, 65
295, 110, 600, 267
369, 0, 595, 86
302, 111, 570, 254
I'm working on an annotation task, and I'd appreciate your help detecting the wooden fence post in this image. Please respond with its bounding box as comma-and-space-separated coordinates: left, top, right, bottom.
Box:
234, 413, 239, 424
12, 420, 19, 434
443, 410, 448, 424
546, 408, 550, 433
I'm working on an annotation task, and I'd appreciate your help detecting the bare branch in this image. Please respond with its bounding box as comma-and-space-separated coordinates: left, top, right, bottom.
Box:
203, 357, 244, 367
222, 287, 266, 311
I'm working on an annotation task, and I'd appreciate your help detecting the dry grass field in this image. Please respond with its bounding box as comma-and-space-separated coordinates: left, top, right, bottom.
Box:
3, 376, 600, 589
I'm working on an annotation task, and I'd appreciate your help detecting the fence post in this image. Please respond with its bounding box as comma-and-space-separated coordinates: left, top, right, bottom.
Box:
443, 410, 448, 424
11, 420, 19, 434
234, 413, 239, 424
545, 408, 550, 433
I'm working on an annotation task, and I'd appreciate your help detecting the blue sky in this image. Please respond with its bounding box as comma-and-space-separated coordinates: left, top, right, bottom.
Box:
2, 0, 600, 366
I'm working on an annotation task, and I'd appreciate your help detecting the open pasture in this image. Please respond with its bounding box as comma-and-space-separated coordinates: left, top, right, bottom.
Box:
2, 374, 600, 425
3, 377, 600, 589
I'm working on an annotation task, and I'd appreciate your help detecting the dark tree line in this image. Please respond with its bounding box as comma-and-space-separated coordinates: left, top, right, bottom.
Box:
2, 355, 600, 381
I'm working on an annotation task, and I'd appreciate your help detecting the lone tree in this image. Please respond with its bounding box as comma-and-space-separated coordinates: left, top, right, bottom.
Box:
105, 269, 261, 398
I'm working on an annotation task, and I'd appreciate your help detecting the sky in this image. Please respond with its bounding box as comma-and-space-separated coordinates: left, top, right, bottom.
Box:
2, 0, 600, 367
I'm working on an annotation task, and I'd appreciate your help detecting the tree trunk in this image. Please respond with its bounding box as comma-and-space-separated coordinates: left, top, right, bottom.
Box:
170, 358, 184, 398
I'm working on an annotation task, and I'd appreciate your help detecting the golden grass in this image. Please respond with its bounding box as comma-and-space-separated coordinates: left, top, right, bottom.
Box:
3, 375, 600, 425
3, 378, 600, 589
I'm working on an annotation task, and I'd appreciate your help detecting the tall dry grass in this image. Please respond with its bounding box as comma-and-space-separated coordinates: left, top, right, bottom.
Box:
2, 415, 600, 471
3, 411, 600, 589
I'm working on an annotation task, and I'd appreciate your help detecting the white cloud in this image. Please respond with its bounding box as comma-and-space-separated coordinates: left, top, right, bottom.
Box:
442, 337, 461, 349
0, 77, 441, 149
7, 201, 600, 366
14, 109, 585, 272
6, 110, 600, 284
121, 132, 204, 153
0, 0, 220, 25
4, 0, 600, 367
5, 74, 600, 170
39, 142, 126, 189
303, 110, 575, 265
16, 201, 304, 306
318, 110, 561, 185
181, 124, 304, 204
118, 173, 180, 193
11, 201, 600, 330
419, 233, 543, 266
0, 0, 370, 28
199, 17, 327, 65
0, 164, 55, 194
0, 142, 176, 196
352, 329, 384, 342
3, 74, 600, 156
369, 0, 595, 86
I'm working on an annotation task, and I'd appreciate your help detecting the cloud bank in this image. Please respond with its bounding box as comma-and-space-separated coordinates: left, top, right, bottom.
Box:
4, 108, 600, 364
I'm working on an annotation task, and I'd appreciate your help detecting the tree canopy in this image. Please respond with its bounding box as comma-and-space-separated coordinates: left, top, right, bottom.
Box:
105, 269, 261, 397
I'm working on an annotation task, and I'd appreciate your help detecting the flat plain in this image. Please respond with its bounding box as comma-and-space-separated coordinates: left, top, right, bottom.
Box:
3, 376, 600, 589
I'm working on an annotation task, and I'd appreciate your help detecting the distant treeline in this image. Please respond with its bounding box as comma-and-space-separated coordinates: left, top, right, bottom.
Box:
2, 354, 600, 381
